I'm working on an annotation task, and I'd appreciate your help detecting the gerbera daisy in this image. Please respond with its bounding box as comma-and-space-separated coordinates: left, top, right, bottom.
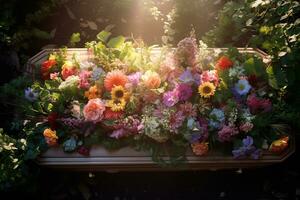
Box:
104, 70, 128, 91
198, 82, 216, 98
111, 85, 129, 100
107, 98, 126, 112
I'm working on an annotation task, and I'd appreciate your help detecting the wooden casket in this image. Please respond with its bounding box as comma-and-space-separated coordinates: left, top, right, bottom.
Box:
26, 48, 295, 171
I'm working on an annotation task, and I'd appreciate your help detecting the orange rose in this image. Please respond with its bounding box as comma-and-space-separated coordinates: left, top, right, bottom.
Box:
43, 128, 58, 146
142, 70, 161, 89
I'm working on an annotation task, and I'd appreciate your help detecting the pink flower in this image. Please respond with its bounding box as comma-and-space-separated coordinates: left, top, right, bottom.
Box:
218, 125, 239, 142
163, 90, 179, 107
79, 70, 91, 89
50, 72, 59, 80
247, 94, 272, 114
83, 98, 105, 123
175, 83, 193, 101
178, 102, 197, 118
169, 111, 185, 133
239, 122, 254, 133
200, 70, 219, 86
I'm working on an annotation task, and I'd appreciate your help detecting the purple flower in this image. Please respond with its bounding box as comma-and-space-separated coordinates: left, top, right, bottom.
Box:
110, 129, 126, 139
179, 69, 194, 83
128, 72, 142, 86
175, 83, 193, 101
232, 136, 262, 159
163, 90, 179, 107
24, 87, 38, 102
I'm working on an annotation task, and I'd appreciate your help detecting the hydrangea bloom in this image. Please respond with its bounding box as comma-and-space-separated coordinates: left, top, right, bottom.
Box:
209, 108, 225, 129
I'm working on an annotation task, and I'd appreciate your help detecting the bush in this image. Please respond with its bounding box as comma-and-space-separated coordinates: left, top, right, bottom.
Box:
203, 0, 300, 127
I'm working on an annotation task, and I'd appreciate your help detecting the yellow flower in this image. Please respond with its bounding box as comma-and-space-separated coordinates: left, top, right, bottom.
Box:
43, 128, 58, 146
198, 82, 216, 98
85, 85, 101, 100
48, 54, 56, 61
107, 98, 126, 112
111, 85, 129, 100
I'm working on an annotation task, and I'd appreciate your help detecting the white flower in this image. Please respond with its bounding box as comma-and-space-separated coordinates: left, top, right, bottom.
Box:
229, 66, 245, 78
58, 75, 80, 90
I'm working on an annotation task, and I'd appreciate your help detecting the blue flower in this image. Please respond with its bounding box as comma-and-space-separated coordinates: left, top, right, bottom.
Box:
209, 108, 225, 129
234, 79, 251, 95
24, 87, 38, 102
91, 67, 104, 81
232, 136, 261, 159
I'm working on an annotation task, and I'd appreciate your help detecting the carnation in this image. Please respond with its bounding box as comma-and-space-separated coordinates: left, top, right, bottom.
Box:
200, 70, 219, 86
216, 56, 233, 70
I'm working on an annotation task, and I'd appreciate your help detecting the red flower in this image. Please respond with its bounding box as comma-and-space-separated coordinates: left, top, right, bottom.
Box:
48, 112, 59, 130
216, 56, 233, 70
103, 108, 123, 120
41, 60, 57, 80
77, 146, 90, 156
247, 94, 272, 114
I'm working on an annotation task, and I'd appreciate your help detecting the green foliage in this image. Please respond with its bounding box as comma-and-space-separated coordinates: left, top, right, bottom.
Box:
203, 0, 300, 128
69, 32, 81, 47
0, 0, 62, 50
0, 129, 27, 190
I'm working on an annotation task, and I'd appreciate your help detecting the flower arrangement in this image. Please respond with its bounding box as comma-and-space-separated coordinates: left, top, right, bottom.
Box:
22, 31, 291, 164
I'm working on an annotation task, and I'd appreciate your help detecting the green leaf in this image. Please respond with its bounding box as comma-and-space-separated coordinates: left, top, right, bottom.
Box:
107, 36, 125, 48
69, 32, 81, 47
96, 30, 111, 42
243, 57, 266, 77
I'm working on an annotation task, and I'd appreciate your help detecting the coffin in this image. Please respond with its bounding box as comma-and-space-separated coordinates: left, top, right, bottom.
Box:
27, 48, 295, 171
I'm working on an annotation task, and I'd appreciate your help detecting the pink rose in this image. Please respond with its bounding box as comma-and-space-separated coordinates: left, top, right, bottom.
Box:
83, 98, 106, 123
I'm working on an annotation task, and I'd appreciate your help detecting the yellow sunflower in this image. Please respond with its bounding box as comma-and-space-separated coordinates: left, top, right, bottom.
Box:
111, 85, 129, 100
107, 98, 126, 112
198, 82, 216, 98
